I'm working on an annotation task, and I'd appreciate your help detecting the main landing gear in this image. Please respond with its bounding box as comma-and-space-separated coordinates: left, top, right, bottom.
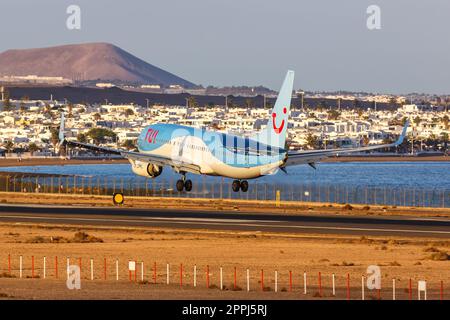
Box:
176, 173, 192, 192
232, 180, 249, 192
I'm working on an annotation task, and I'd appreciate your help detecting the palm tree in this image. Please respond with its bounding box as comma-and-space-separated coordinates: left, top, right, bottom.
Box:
305, 133, 318, 149
28, 142, 39, 155
3, 140, 14, 153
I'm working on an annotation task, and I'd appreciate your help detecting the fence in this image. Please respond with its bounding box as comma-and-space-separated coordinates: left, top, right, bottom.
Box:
2, 254, 447, 300
0, 174, 449, 208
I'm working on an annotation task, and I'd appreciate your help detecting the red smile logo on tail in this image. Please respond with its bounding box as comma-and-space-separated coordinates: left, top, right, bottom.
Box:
272, 107, 287, 134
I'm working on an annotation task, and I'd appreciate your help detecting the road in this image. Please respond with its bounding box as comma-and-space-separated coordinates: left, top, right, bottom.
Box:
0, 204, 449, 237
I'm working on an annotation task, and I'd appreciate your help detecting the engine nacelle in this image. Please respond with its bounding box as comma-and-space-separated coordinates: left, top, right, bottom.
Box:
130, 160, 163, 178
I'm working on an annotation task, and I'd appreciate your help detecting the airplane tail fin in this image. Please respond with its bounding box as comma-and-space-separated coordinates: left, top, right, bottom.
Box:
253, 70, 294, 149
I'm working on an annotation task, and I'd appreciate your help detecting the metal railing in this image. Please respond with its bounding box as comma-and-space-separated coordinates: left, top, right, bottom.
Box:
0, 174, 448, 208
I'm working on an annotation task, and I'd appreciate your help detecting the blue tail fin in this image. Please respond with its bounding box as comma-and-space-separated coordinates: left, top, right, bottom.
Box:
253, 70, 294, 149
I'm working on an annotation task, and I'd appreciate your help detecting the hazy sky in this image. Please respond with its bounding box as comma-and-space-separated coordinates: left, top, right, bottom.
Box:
1, 0, 450, 94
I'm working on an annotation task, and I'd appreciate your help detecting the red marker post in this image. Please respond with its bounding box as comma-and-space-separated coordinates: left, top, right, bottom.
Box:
318, 272, 322, 297
31, 256, 35, 278
8, 254, 11, 275
206, 265, 210, 288
180, 263, 183, 287
79, 257, 82, 273
440, 281, 444, 301
346, 273, 350, 301
261, 269, 264, 291
409, 278, 412, 301
153, 262, 157, 284
104, 258, 107, 280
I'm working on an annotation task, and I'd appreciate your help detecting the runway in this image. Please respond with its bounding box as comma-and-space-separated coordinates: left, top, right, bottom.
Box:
0, 204, 449, 238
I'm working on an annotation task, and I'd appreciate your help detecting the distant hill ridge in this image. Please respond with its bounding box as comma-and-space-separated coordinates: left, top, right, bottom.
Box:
0, 42, 195, 88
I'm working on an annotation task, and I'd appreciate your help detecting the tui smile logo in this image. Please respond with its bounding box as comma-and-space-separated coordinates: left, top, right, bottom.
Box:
145, 128, 159, 143
272, 107, 287, 134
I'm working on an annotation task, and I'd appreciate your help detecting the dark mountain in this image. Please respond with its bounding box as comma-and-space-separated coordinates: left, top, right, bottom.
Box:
0, 42, 195, 88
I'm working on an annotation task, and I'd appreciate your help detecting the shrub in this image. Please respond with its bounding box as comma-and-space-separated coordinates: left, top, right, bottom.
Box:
342, 204, 353, 210
71, 232, 103, 243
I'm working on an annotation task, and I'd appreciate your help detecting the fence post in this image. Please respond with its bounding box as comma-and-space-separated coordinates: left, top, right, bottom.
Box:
193, 265, 197, 287
66, 257, 70, 279
116, 259, 119, 281
206, 265, 210, 288
19, 255, 23, 278
332, 273, 336, 296
361, 275, 365, 300
90, 258, 94, 280
261, 269, 264, 291
166, 263, 170, 285
154, 262, 157, 284
318, 272, 322, 297
220, 267, 223, 290
8, 254, 11, 275
31, 256, 34, 278
179, 263, 183, 287
303, 271, 307, 294
246, 269, 250, 292
234, 267, 237, 290
43, 256, 46, 279
55, 256, 58, 279
409, 278, 412, 300
289, 271, 292, 292
347, 273, 350, 301
141, 262, 144, 282
275, 270, 278, 293
392, 278, 396, 300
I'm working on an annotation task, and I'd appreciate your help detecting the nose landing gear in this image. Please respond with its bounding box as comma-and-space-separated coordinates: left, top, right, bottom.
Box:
232, 180, 249, 192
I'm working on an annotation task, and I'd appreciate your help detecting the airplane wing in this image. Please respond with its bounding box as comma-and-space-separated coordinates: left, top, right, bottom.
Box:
58, 114, 202, 175
284, 121, 409, 167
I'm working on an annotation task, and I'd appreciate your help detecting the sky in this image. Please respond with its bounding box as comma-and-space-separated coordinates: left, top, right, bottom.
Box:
1, 0, 450, 94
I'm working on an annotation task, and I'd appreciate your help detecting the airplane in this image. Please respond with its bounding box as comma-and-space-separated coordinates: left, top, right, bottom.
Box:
58, 70, 409, 194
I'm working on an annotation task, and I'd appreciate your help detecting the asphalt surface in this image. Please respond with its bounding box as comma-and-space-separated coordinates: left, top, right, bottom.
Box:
0, 204, 449, 238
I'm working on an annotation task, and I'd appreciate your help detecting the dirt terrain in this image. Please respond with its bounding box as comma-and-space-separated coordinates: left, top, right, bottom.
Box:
0, 222, 448, 300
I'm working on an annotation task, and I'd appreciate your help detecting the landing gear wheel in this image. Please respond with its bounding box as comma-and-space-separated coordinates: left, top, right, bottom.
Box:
232, 180, 240, 192
184, 179, 193, 192
176, 179, 184, 192
240, 180, 249, 192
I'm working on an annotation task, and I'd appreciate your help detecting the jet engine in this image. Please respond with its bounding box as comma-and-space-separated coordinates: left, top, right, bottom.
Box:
130, 160, 163, 178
